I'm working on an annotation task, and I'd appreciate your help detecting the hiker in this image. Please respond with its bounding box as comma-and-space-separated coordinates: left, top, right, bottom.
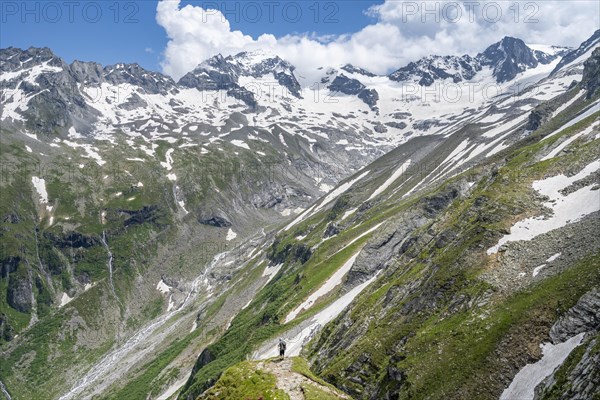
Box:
278, 338, 287, 360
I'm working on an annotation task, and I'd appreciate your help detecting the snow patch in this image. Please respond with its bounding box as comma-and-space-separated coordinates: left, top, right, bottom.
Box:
319, 183, 334, 192
31, 176, 49, 204
160, 148, 175, 171
59, 292, 73, 307
541, 124, 598, 161
156, 279, 171, 294
263, 263, 282, 284
68, 127, 83, 138
532, 264, 546, 277
280, 207, 304, 217
285, 250, 362, 323
62, 140, 106, 166
166, 295, 175, 312
230, 139, 250, 150
284, 170, 370, 231
341, 208, 358, 221
178, 200, 189, 214
255, 272, 379, 359
368, 159, 411, 200
226, 228, 237, 241
487, 161, 600, 255
500, 333, 585, 400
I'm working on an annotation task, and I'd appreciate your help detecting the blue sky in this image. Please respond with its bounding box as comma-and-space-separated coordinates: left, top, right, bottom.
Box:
0, 1, 381, 72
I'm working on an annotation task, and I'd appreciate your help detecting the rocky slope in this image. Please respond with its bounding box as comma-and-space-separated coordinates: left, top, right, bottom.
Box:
389, 36, 570, 86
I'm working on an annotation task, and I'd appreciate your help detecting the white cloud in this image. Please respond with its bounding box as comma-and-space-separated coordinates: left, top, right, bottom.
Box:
156, 0, 600, 81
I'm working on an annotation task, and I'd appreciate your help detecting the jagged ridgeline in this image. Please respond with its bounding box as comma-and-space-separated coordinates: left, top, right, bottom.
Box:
0, 30, 599, 400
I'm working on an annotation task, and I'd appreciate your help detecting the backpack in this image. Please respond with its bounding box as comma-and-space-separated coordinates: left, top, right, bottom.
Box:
279, 341, 286, 351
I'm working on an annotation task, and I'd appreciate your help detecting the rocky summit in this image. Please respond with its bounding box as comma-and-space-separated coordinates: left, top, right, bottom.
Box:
0, 20, 599, 400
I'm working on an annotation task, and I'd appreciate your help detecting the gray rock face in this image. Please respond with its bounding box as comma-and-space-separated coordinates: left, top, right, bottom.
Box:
550, 288, 600, 343
0, 47, 99, 135
345, 215, 423, 286
178, 57, 256, 106
412, 119, 442, 132
70, 60, 104, 84
45, 231, 98, 249
323, 222, 340, 239
385, 121, 407, 130
477, 37, 540, 83
526, 105, 554, 132
178, 51, 302, 105
7, 275, 32, 313
198, 212, 232, 228
1, 256, 20, 278
581, 47, 600, 98
178, 54, 239, 91
357, 89, 379, 110
534, 284, 600, 400
389, 54, 481, 86
118, 93, 148, 111
103, 63, 176, 95
2, 213, 20, 224
388, 36, 565, 86
341, 64, 376, 77
0, 46, 61, 73
345, 183, 464, 287
328, 75, 379, 110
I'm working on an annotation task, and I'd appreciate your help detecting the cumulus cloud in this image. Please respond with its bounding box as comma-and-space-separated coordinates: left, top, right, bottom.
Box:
156, 0, 600, 81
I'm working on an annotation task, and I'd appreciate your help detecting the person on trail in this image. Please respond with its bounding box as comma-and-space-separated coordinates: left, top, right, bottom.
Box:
278, 338, 287, 360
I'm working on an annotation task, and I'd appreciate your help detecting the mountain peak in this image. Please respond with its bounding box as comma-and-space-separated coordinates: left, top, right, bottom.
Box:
477, 37, 540, 82
388, 53, 481, 86
341, 64, 376, 77
180, 48, 301, 100
1, 46, 62, 71
231, 48, 280, 63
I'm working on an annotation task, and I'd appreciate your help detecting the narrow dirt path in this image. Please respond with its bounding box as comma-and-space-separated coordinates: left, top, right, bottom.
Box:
260, 358, 349, 400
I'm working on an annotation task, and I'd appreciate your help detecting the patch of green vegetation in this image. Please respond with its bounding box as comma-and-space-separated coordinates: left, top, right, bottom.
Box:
401, 253, 600, 400
291, 357, 341, 393
142, 296, 165, 320
301, 383, 344, 400
198, 360, 289, 400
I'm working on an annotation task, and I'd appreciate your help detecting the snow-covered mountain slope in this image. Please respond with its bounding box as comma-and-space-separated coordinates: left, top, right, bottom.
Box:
0, 36, 581, 175
551, 29, 600, 76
